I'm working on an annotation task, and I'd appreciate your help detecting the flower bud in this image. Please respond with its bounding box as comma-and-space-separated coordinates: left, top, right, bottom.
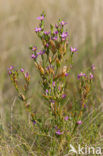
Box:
49, 39, 56, 54
38, 64, 45, 75
25, 104, 30, 108
56, 58, 60, 67
49, 57, 52, 64
49, 67, 54, 74
42, 40, 47, 47
63, 66, 67, 75
19, 94, 26, 101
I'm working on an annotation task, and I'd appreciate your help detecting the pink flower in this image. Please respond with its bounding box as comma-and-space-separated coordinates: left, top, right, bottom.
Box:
46, 43, 49, 47
54, 31, 58, 35
52, 81, 55, 87
50, 100, 55, 104
56, 130, 64, 135
31, 54, 37, 59
8, 66, 14, 75
8, 65, 14, 71
90, 73, 94, 79
91, 64, 95, 71
8, 71, 12, 75
32, 120, 36, 125
46, 89, 49, 93
77, 120, 82, 125
52, 36, 58, 40
62, 94, 66, 98
77, 72, 86, 79
37, 16, 44, 20
61, 32, 68, 40
32, 46, 37, 51
65, 73, 69, 77
58, 86, 61, 91
35, 27, 42, 32
20, 68, 24, 72
44, 31, 50, 35
70, 47, 78, 53
64, 116, 69, 121
25, 72, 29, 78
55, 24, 58, 29
37, 50, 45, 55
60, 21, 67, 26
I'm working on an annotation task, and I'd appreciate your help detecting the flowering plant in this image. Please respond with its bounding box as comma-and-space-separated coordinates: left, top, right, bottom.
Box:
8, 12, 95, 154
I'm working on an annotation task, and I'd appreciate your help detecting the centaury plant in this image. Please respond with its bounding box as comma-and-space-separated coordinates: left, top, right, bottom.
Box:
8, 12, 95, 155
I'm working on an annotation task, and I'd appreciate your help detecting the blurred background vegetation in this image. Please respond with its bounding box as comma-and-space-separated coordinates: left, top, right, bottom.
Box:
0, 0, 103, 155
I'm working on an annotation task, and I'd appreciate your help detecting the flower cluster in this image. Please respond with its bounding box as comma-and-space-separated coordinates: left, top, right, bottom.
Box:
30, 13, 74, 115
8, 13, 95, 139
78, 72, 94, 80
77, 65, 95, 119
8, 65, 31, 111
